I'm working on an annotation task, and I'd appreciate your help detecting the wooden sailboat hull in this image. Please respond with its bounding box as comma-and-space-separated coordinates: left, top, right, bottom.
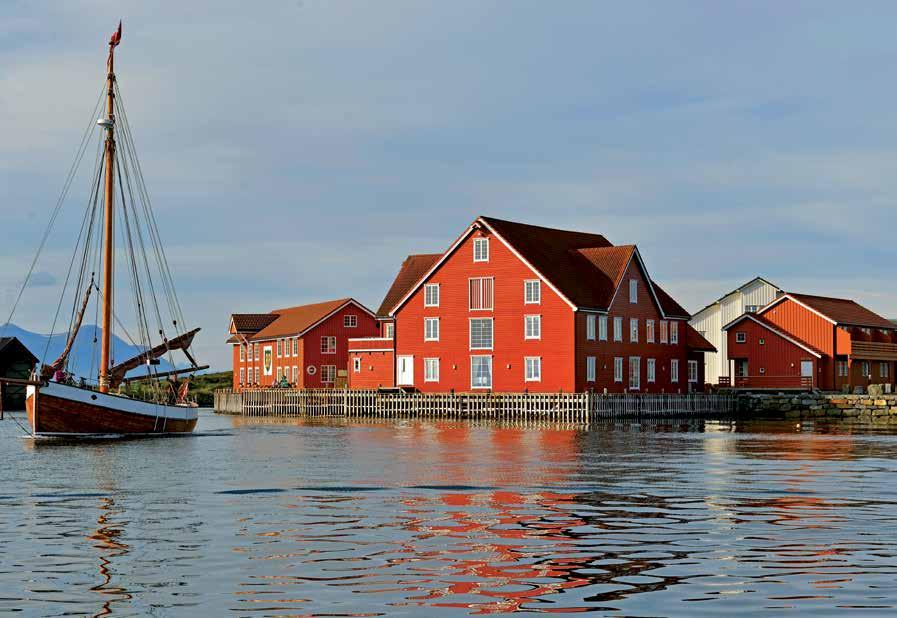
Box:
26, 383, 197, 436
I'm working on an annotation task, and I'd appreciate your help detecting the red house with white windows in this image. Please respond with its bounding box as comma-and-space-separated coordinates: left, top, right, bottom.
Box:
229, 298, 377, 390
349, 217, 714, 393
723, 293, 897, 391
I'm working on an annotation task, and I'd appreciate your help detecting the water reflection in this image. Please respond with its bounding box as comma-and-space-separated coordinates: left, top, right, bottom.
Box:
88, 496, 131, 617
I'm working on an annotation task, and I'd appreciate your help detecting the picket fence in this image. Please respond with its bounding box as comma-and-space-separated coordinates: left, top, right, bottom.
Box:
215, 389, 735, 421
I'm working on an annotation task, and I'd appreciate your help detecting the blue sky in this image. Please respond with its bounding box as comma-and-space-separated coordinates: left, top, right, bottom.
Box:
1, 1, 896, 370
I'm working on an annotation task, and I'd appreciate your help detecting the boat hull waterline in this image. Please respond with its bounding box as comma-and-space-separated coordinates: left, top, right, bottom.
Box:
26, 382, 197, 435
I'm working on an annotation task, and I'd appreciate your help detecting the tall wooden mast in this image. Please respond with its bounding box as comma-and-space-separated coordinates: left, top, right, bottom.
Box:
99, 22, 122, 393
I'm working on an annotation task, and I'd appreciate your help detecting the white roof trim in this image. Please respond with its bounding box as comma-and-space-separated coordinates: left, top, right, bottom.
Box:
722, 313, 822, 358
759, 294, 837, 325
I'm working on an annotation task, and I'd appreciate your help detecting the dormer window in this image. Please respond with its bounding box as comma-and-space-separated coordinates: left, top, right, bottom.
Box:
473, 237, 489, 262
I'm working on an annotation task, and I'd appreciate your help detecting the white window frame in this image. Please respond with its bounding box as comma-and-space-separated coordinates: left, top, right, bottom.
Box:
671, 359, 680, 383
239, 345, 245, 361
424, 357, 440, 382
599, 316, 608, 341
277, 339, 283, 358
469, 318, 494, 350
470, 355, 493, 389
586, 356, 596, 382
524, 279, 541, 304
424, 283, 440, 308
880, 362, 889, 378
292, 338, 299, 356
276, 367, 283, 380
293, 366, 299, 383
525, 356, 542, 382
468, 277, 494, 311
254, 343, 259, 361
647, 358, 656, 383
630, 318, 639, 343
384, 323, 395, 339
473, 237, 489, 262
660, 321, 669, 344
614, 357, 623, 383
629, 279, 638, 304
670, 321, 679, 344
586, 314, 596, 341
344, 314, 358, 328
838, 361, 849, 377
321, 365, 336, 384
646, 320, 655, 344
239, 368, 245, 384
254, 367, 260, 383
353, 357, 361, 373
284, 338, 291, 358
321, 336, 337, 354
688, 360, 699, 383
629, 357, 640, 390
613, 317, 623, 342
861, 361, 871, 377
525, 315, 541, 340
735, 332, 747, 344
424, 317, 440, 342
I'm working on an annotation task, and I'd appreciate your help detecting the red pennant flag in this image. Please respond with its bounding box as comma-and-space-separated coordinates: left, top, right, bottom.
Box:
109, 21, 122, 47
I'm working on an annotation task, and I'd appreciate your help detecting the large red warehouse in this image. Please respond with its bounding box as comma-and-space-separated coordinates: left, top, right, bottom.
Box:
350, 216, 714, 393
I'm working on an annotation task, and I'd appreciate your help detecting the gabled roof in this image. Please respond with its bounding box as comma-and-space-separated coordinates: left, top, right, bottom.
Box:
377, 254, 441, 317
684, 325, 716, 352
230, 313, 279, 334
691, 276, 781, 319
722, 313, 823, 358
229, 299, 375, 342
0, 337, 38, 364
761, 293, 896, 330
388, 216, 690, 318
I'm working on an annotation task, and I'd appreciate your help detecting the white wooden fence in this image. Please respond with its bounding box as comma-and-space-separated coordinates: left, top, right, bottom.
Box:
215, 389, 735, 420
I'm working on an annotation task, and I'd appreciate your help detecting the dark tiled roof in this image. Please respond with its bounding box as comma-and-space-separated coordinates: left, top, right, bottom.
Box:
684, 325, 716, 352
231, 313, 278, 333
653, 283, 691, 319
786, 293, 895, 330
377, 254, 441, 317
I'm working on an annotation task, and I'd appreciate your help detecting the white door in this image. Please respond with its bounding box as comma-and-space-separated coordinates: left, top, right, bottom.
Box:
801, 360, 814, 385
397, 355, 414, 386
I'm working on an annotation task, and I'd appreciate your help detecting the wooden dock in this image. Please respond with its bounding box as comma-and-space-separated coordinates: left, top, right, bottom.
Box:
215, 389, 735, 421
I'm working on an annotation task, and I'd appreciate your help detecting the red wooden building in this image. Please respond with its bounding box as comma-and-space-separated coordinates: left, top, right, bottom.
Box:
723, 292, 897, 391
349, 216, 714, 393
229, 298, 377, 390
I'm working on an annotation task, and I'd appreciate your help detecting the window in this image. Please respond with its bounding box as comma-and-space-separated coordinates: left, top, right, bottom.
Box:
586, 314, 596, 340
473, 237, 489, 262
671, 359, 680, 383
254, 343, 260, 361
646, 320, 655, 343
353, 357, 361, 373
670, 321, 679, 344
293, 338, 299, 356
735, 332, 747, 344
525, 357, 542, 382
838, 361, 849, 377
292, 366, 298, 383
469, 277, 494, 310
424, 317, 440, 341
471, 356, 492, 389
525, 315, 541, 340
283, 338, 290, 357
614, 357, 623, 382
688, 360, 698, 383
613, 317, 623, 342
321, 336, 336, 354
861, 361, 871, 377
384, 323, 395, 339
239, 368, 245, 384
525, 280, 541, 304
630, 318, 639, 343
586, 356, 596, 382
424, 284, 440, 307
599, 316, 608, 341
470, 318, 493, 350
647, 358, 656, 383
239, 345, 245, 361
344, 315, 358, 328
745, 305, 760, 313
629, 279, 638, 303
660, 321, 669, 344
277, 339, 283, 357
629, 357, 640, 390
276, 367, 283, 380
881, 362, 889, 378
321, 365, 336, 384
759, 338, 766, 345
425, 358, 440, 382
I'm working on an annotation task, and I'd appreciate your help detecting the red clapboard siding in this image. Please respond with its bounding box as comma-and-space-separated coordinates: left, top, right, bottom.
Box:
302, 304, 379, 388
727, 319, 822, 389
575, 257, 689, 393
762, 298, 835, 355
394, 228, 576, 392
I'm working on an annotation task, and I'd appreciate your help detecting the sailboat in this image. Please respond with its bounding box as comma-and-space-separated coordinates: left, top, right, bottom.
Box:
13, 24, 203, 436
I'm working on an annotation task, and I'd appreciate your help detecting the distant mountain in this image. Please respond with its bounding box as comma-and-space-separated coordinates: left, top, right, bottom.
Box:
0, 323, 176, 380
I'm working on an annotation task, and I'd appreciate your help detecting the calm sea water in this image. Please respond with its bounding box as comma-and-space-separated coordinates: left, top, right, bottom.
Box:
1, 411, 897, 616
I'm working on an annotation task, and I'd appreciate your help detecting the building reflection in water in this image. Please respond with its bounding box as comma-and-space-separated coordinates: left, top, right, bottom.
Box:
87, 496, 131, 617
